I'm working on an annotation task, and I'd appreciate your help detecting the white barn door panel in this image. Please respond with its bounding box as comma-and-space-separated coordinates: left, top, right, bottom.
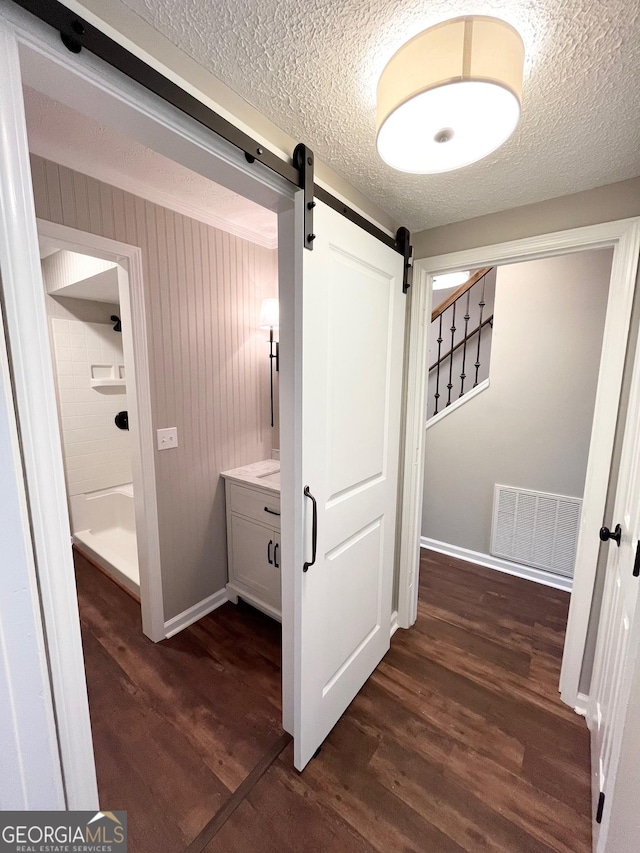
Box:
295, 201, 405, 770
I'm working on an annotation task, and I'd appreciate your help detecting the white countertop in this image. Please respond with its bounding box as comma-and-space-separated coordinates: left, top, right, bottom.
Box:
221, 458, 280, 493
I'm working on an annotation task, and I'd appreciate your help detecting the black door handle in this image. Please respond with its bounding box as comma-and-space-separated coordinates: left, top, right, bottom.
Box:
599, 524, 622, 547
303, 485, 317, 572
264, 506, 281, 516
267, 539, 273, 564
274, 542, 279, 568
114, 410, 129, 430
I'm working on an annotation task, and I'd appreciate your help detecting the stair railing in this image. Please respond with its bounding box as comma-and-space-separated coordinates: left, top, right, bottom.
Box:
430, 268, 493, 416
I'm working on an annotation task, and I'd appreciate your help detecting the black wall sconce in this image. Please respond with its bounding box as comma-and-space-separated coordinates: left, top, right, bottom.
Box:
259, 298, 279, 428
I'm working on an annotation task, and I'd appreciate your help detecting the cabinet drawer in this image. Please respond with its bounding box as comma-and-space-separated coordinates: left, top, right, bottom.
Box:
227, 482, 280, 529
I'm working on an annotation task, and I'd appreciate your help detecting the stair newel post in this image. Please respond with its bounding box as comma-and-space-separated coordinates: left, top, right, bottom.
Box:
446, 301, 456, 407
434, 314, 443, 415
474, 272, 487, 388
460, 288, 471, 397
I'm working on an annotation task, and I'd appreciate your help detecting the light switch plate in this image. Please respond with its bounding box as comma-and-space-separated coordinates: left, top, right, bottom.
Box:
157, 427, 178, 450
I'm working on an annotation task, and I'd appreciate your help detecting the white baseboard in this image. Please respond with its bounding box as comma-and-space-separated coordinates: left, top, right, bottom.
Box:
574, 691, 589, 717
164, 588, 228, 638
420, 537, 573, 593
390, 610, 399, 637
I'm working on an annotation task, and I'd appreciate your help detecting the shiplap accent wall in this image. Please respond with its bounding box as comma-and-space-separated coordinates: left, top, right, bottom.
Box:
31, 154, 278, 620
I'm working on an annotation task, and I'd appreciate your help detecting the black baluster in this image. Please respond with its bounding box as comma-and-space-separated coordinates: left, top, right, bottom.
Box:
446, 302, 456, 406
460, 288, 471, 397
474, 273, 487, 387
434, 314, 443, 415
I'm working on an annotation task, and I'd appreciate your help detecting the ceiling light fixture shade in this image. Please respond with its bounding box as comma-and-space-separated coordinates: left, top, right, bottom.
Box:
432, 271, 470, 290
376, 16, 524, 174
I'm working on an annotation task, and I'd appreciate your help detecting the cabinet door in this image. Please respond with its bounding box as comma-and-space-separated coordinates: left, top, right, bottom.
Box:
229, 515, 279, 606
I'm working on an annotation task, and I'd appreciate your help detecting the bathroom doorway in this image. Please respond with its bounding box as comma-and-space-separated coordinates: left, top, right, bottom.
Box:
37, 218, 164, 640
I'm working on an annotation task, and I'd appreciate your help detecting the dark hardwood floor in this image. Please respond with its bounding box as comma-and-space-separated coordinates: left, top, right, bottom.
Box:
76, 547, 591, 853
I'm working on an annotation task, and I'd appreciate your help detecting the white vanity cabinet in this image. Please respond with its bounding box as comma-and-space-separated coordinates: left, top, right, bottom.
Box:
221, 460, 281, 621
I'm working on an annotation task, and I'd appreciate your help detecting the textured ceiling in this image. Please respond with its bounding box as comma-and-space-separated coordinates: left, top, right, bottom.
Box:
23, 87, 278, 247
117, 0, 640, 232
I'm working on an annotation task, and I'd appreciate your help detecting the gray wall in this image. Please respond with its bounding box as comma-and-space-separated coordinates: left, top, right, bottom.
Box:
414, 176, 640, 259
31, 154, 278, 621
422, 249, 612, 554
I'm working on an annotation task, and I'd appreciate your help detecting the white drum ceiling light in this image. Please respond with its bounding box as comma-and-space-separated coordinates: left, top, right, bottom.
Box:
376, 16, 525, 174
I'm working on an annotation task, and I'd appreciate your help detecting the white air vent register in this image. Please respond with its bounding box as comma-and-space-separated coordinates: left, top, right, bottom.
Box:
491, 485, 582, 578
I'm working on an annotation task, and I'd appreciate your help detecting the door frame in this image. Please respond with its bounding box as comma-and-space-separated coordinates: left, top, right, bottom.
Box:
398, 218, 640, 711
37, 219, 165, 643
0, 4, 300, 807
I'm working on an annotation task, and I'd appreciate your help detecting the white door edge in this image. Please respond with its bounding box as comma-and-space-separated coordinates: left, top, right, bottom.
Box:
587, 258, 640, 847
0, 278, 66, 810
399, 218, 640, 709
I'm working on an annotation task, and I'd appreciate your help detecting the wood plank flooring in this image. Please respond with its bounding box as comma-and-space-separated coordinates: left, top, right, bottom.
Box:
76, 547, 591, 853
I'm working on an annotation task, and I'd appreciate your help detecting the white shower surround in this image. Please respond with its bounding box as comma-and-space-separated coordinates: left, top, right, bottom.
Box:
47, 315, 132, 497
71, 484, 139, 596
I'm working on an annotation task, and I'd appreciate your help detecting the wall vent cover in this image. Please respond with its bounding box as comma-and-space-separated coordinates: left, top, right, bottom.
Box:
491, 485, 582, 578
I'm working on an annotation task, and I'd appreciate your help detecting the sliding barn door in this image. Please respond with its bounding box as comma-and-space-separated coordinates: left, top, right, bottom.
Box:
295, 201, 406, 770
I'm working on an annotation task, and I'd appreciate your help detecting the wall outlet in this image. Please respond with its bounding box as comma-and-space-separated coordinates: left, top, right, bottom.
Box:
157, 427, 178, 450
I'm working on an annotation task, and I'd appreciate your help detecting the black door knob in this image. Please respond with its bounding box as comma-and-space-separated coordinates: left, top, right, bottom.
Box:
599, 524, 622, 547
114, 411, 129, 431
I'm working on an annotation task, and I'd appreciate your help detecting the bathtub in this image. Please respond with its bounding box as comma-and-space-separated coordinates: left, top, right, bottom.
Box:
70, 483, 140, 597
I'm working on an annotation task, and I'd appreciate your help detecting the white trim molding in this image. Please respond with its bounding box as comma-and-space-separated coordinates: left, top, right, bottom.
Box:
421, 537, 574, 592
164, 589, 228, 638
397, 266, 431, 629
426, 378, 490, 430
574, 692, 589, 717
390, 611, 399, 637
400, 217, 640, 712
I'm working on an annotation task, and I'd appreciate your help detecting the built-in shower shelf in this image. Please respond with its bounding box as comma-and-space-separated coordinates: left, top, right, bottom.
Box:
90, 363, 125, 389
90, 378, 126, 388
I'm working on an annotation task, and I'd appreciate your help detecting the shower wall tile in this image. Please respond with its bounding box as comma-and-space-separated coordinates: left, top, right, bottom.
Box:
48, 315, 132, 500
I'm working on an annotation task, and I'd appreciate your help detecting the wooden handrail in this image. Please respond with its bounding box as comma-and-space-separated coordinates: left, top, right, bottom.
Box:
431, 267, 492, 322
429, 315, 494, 372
